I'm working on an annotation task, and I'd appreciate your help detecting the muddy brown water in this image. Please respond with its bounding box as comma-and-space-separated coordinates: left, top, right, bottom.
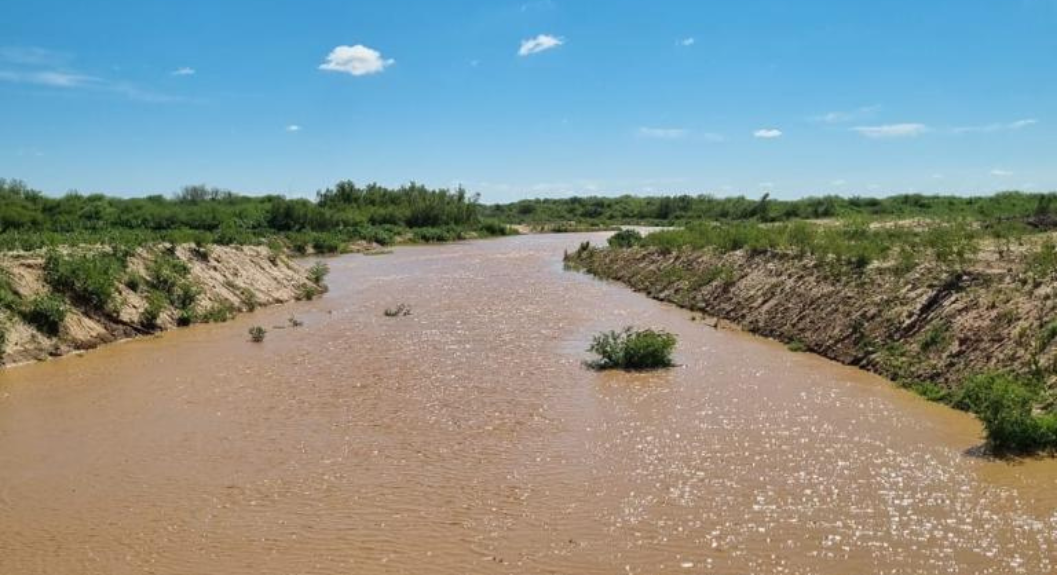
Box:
2, 233, 1057, 575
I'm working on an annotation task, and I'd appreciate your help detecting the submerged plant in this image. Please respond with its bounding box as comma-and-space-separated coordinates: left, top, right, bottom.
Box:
586, 326, 677, 370
248, 325, 267, 343
308, 261, 330, 287
383, 303, 412, 317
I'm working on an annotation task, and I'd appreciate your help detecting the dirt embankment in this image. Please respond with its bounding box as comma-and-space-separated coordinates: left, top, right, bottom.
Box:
0, 245, 313, 367
567, 244, 1057, 390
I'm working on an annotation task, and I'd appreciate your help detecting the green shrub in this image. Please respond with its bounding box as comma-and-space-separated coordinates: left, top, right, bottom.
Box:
0, 271, 21, 312
307, 261, 330, 286
147, 253, 191, 296
140, 290, 168, 328
954, 372, 1049, 453
176, 308, 195, 327
296, 284, 320, 301
199, 303, 236, 323
587, 327, 677, 370
248, 325, 266, 343
608, 229, 644, 248
383, 303, 412, 317
238, 287, 259, 311
24, 294, 67, 336
123, 272, 145, 293
170, 282, 200, 310
903, 380, 950, 402
918, 322, 952, 353
43, 251, 124, 312
787, 340, 807, 352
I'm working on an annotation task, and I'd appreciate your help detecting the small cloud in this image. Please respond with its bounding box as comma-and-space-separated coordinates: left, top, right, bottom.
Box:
852, 123, 929, 139
830, 179, 847, 186
171, 67, 195, 76
638, 127, 687, 139
520, 0, 555, 12
286, 124, 302, 132
469, 59, 481, 67
0, 46, 70, 67
932, 173, 945, 179
990, 169, 1014, 177
813, 105, 880, 124
319, 44, 394, 76
519, 34, 563, 56
679, 37, 696, 47
952, 119, 1038, 134
753, 128, 783, 139
0, 69, 97, 88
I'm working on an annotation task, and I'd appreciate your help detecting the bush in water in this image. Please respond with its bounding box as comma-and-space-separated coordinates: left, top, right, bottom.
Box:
384, 303, 412, 317
587, 326, 677, 370
248, 326, 266, 343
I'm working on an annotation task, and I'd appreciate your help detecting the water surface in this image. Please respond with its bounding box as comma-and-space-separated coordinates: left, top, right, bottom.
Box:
2, 233, 1057, 574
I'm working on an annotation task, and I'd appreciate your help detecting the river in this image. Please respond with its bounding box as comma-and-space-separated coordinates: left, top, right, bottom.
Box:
2, 232, 1056, 574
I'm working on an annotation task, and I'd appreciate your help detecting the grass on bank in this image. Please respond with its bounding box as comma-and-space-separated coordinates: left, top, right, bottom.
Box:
586, 327, 678, 370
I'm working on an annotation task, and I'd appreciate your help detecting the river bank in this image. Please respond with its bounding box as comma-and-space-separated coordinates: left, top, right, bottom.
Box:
564, 236, 1057, 397
0, 244, 314, 366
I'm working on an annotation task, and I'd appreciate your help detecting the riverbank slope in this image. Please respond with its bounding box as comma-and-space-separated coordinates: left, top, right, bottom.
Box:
565, 240, 1057, 394
0, 244, 314, 366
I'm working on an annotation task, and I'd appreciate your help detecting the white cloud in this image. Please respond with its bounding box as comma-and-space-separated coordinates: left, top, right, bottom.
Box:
990, 168, 1014, 177
852, 123, 929, 138
952, 119, 1038, 134
319, 44, 394, 76
286, 124, 302, 132
518, 34, 563, 56
0, 69, 97, 88
813, 105, 880, 124
0, 46, 70, 67
679, 37, 696, 47
830, 179, 847, 186
171, 67, 195, 76
638, 127, 687, 139
753, 128, 783, 139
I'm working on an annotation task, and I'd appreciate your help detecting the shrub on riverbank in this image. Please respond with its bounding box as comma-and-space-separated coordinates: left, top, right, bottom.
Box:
608, 229, 644, 248
43, 251, 125, 312
587, 327, 677, 370
24, 294, 67, 336
950, 372, 1057, 454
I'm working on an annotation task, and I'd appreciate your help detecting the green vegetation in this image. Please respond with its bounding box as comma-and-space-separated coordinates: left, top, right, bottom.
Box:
607, 228, 644, 248
951, 373, 1057, 454
43, 251, 125, 312
307, 261, 330, 287
632, 219, 998, 271
0, 179, 513, 252
484, 190, 1057, 226
24, 294, 67, 336
384, 303, 412, 317
586, 326, 677, 370
248, 325, 266, 343
787, 340, 807, 352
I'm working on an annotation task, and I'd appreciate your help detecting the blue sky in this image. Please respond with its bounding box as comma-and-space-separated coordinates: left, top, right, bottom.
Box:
1, 0, 1054, 202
